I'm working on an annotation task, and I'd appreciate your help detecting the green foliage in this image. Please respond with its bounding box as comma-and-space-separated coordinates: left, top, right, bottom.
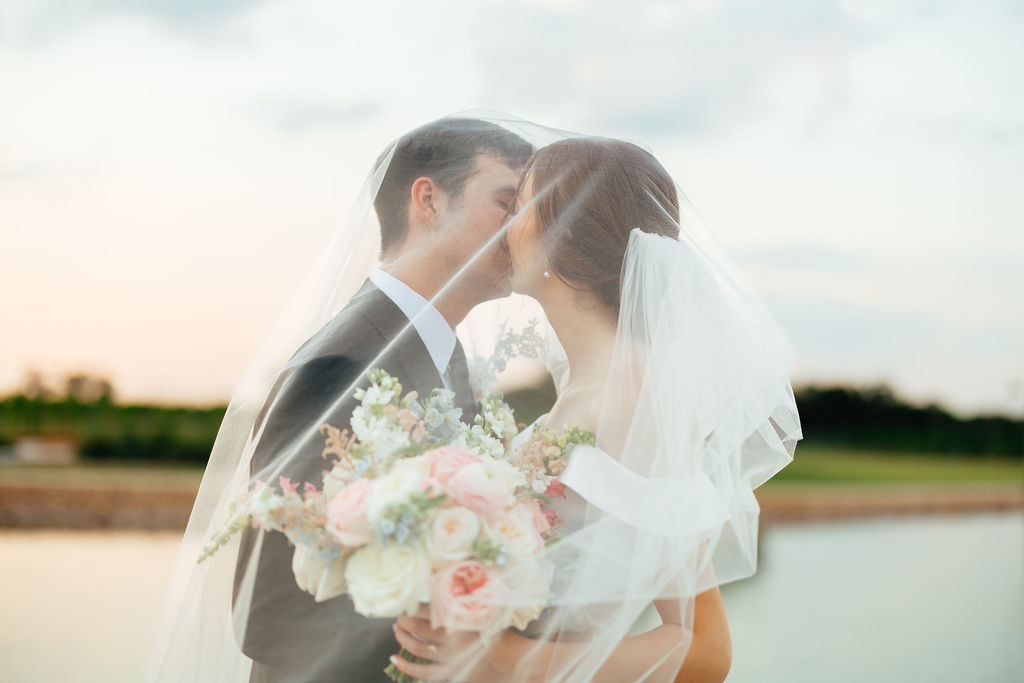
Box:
503, 378, 1023, 458
0, 394, 224, 465
471, 537, 508, 567
1, 377, 1020, 466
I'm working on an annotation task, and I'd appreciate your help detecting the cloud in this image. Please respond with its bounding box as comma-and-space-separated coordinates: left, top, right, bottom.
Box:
467, 0, 867, 137
2, 0, 263, 47
251, 97, 381, 135
765, 292, 940, 363
1, 0, 1021, 415
732, 242, 867, 271
0, 163, 44, 184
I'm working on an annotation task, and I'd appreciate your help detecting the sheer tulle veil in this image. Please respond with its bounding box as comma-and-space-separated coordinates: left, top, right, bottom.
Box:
144, 111, 801, 682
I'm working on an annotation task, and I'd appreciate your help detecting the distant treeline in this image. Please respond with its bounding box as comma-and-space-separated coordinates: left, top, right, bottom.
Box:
792, 384, 1022, 457
0, 381, 1019, 464
0, 394, 225, 465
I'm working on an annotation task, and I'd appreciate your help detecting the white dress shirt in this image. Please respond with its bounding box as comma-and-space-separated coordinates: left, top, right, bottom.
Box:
369, 268, 457, 388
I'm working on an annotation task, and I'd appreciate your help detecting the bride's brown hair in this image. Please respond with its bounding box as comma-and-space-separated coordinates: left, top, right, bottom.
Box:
518, 137, 680, 313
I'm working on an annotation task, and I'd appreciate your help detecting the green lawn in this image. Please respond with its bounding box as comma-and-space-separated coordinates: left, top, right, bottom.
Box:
768, 446, 1022, 485
0, 447, 1020, 492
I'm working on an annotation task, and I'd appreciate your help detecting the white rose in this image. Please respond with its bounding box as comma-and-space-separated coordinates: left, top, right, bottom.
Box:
344, 541, 431, 617
367, 458, 423, 524
479, 455, 526, 489
291, 544, 347, 603
426, 506, 481, 568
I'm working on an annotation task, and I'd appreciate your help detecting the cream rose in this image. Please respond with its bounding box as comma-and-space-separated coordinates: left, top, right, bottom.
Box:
484, 506, 544, 560
291, 544, 347, 603
344, 541, 431, 617
425, 506, 480, 568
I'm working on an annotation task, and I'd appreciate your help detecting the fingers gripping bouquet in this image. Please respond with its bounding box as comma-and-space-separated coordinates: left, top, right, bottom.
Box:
199, 369, 592, 680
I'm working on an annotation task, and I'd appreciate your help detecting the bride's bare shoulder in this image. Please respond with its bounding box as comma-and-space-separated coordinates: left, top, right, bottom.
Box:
543, 385, 607, 438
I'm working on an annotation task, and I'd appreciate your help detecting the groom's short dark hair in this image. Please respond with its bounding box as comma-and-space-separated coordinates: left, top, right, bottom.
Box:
372, 118, 533, 254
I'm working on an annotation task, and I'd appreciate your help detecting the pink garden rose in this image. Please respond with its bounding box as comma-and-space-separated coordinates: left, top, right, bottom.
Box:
445, 463, 515, 515
521, 499, 550, 537
426, 446, 482, 484
430, 560, 509, 632
325, 478, 372, 547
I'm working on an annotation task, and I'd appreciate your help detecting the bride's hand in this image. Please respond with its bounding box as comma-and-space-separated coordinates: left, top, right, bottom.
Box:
391, 606, 527, 682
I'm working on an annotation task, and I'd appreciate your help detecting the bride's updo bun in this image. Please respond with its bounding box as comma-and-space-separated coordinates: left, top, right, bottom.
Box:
521, 137, 680, 313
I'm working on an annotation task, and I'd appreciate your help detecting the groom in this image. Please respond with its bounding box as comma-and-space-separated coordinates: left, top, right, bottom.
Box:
234, 118, 533, 683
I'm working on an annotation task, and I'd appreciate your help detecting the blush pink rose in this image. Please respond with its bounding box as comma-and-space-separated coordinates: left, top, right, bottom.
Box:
521, 499, 550, 536
325, 478, 372, 547
445, 463, 515, 515
427, 446, 482, 484
430, 560, 508, 632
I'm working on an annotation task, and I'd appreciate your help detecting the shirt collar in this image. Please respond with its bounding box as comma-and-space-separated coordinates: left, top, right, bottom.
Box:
369, 268, 456, 379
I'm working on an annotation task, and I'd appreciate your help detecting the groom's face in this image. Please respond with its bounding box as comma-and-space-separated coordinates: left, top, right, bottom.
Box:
436, 153, 520, 301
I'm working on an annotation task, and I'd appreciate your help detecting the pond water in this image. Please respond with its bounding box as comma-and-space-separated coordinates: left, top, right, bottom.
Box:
0, 512, 1020, 682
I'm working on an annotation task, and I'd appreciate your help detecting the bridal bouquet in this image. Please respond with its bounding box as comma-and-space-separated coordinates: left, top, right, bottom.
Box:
199, 369, 592, 678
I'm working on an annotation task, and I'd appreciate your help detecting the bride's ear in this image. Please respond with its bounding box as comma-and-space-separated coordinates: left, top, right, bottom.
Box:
409, 176, 441, 229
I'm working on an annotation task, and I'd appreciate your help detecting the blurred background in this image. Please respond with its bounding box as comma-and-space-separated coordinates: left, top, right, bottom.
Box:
1, 1, 1021, 681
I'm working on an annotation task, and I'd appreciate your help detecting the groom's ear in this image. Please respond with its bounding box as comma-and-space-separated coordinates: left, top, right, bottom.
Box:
409, 176, 442, 229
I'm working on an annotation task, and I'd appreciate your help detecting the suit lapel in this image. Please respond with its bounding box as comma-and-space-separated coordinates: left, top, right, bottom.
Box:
351, 280, 480, 418
357, 280, 477, 423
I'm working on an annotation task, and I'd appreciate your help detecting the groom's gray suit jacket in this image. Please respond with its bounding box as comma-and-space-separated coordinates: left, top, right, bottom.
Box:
234, 278, 475, 683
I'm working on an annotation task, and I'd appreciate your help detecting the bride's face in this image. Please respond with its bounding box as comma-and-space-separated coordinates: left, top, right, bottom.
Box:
505, 172, 548, 295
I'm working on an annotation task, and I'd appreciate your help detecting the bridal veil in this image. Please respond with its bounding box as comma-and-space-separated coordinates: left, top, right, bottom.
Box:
144, 112, 801, 682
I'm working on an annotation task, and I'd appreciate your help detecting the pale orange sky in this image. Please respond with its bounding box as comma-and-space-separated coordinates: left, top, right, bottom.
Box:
2, 0, 1022, 417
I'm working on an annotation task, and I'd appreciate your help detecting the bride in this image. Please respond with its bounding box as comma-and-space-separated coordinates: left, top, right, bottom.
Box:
388, 136, 801, 681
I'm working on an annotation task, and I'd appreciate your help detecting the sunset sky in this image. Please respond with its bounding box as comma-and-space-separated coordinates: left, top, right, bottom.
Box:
2, 0, 1022, 417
